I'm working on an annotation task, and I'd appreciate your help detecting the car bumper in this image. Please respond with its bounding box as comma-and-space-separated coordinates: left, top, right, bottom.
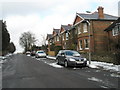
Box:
37, 56, 46, 58
68, 61, 87, 67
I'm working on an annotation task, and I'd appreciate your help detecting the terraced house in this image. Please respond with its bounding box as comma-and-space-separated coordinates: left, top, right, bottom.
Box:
46, 6, 118, 56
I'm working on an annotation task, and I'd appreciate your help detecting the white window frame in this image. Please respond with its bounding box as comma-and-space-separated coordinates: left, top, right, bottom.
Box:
66, 33, 69, 40
57, 36, 59, 41
78, 25, 81, 34
62, 34, 65, 41
84, 39, 89, 49
112, 26, 118, 36
83, 23, 88, 33
79, 40, 83, 50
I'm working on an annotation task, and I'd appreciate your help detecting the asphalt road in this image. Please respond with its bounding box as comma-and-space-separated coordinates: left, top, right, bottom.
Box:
2, 54, 119, 88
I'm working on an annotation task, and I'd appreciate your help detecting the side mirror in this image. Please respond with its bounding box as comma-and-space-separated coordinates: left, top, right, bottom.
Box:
61, 53, 65, 56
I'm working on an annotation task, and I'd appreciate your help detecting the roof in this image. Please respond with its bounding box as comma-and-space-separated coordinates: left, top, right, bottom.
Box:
53, 29, 60, 34
47, 34, 52, 38
77, 12, 118, 20
61, 25, 71, 31
104, 17, 120, 31
46, 34, 53, 40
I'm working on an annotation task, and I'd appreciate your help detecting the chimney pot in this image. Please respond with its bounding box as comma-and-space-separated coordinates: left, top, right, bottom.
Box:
97, 6, 104, 19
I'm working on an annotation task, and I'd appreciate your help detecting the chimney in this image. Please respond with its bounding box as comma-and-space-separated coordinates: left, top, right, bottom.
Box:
97, 6, 104, 19
68, 24, 72, 26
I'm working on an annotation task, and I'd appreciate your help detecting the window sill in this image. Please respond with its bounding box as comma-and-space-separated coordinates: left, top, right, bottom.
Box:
85, 48, 89, 50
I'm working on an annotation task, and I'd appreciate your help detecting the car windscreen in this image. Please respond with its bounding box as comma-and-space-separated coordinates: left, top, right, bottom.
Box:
38, 51, 44, 53
65, 51, 80, 56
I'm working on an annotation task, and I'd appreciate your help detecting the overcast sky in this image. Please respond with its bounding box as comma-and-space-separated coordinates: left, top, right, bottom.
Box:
0, 0, 120, 52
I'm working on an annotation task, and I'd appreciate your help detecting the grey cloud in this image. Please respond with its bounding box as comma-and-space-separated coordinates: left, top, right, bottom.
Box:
2, 2, 54, 17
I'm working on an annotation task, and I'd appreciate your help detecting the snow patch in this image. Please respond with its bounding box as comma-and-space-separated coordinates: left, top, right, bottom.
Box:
27, 55, 31, 56
48, 63, 63, 68
111, 73, 120, 78
88, 61, 120, 73
88, 64, 99, 69
88, 77, 103, 82
46, 56, 56, 60
100, 85, 108, 88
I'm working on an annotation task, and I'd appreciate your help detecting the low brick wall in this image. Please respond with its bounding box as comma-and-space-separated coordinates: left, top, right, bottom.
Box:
48, 51, 55, 56
81, 52, 119, 65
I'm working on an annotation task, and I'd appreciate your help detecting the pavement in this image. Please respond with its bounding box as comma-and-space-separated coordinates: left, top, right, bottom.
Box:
2, 54, 120, 88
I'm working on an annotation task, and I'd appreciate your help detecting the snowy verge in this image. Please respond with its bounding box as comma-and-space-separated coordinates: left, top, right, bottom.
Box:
46, 56, 56, 60
88, 61, 120, 73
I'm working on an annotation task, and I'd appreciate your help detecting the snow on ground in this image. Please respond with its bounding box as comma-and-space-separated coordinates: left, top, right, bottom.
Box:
110, 73, 120, 78
47, 63, 63, 68
46, 56, 56, 60
88, 77, 103, 82
88, 61, 120, 73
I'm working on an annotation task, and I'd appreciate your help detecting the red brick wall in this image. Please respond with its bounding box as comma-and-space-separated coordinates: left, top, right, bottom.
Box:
92, 20, 114, 52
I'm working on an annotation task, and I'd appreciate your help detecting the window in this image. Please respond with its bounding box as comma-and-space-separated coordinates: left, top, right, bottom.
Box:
78, 25, 81, 34
66, 33, 69, 40
79, 40, 83, 50
84, 39, 89, 49
112, 26, 119, 36
57, 36, 59, 41
83, 23, 88, 33
62, 34, 64, 40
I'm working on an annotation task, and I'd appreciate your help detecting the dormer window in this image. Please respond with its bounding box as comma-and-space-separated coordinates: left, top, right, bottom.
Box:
83, 23, 88, 33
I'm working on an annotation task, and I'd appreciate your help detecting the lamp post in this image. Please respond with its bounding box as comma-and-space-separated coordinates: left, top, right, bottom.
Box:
86, 20, 91, 64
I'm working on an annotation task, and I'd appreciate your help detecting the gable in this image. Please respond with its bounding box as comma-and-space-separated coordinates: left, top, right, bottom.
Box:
60, 27, 65, 33
73, 15, 83, 25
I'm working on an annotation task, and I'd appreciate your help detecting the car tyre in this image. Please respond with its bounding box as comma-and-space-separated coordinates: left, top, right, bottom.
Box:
64, 61, 68, 67
56, 59, 60, 65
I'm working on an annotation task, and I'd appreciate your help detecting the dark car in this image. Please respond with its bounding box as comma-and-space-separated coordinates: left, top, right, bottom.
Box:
56, 50, 87, 67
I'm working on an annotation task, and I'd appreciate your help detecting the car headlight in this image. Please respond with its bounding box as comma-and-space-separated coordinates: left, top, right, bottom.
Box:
84, 58, 87, 61
69, 58, 76, 61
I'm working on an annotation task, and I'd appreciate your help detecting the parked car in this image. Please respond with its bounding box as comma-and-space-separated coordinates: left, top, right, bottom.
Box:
26, 51, 31, 56
35, 50, 46, 58
56, 50, 87, 67
0, 56, 7, 64
30, 51, 36, 56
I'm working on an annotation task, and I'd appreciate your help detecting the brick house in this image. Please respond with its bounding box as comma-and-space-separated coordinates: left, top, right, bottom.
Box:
60, 25, 71, 49
104, 17, 120, 51
52, 28, 61, 46
72, 6, 118, 53
46, 34, 53, 52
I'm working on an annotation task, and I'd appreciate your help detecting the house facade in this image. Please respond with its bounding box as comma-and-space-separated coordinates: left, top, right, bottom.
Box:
60, 25, 71, 49
72, 6, 118, 53
104, 17, 120, 51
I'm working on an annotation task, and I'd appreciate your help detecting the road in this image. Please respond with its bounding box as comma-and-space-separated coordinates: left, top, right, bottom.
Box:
2, 54, 119, 88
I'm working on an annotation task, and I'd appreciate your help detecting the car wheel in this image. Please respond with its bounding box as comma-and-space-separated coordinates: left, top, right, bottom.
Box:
64, 61, 68, 67
56, 59, 60, 65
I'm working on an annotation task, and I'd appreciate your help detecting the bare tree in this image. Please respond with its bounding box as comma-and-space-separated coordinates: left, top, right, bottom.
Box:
19, 31, 36, 52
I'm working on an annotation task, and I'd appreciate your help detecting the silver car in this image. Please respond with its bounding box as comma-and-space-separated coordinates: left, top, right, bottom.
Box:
35, 50, 46, 58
